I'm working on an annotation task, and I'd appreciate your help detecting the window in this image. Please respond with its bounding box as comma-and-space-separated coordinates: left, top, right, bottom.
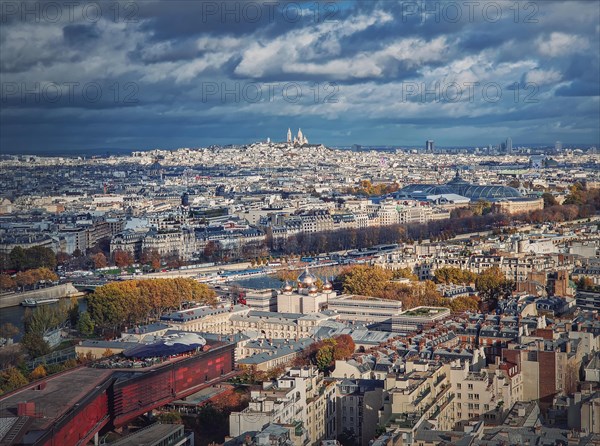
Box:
468, 384, 473, 390
457, 383, 461, 389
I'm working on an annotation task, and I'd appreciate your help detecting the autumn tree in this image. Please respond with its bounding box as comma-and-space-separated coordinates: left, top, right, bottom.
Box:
392, 267, 418, 281
0, 323, 19, 340
113, 250, 134, 268
441, 295, 480, 312
92, 252, 108, 269
88, 278, 217, 330
15, 270, 36, 290
0, 367, 28, 393
332, 335, 356, 360
102, 348, 114, 357
434, 267, 476, 285
563, 183, 585, 205
276, 269, 300, 282
316, 344, 334, 372
0, 275, 16, 291
339, 265, 393, 296
203, 241, 219, 260
56, 251, 72, 266
140, 248, 161, 270
475, 267, 514, 301
30, 365, 47, 380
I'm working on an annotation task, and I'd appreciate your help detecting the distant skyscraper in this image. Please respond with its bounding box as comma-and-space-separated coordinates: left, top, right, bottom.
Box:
506, 137, 513, 153
426, 140, 434, 153
555, 141, 562, 151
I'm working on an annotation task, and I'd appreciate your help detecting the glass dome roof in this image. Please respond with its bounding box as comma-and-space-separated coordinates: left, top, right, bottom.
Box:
400, 174, 522, 201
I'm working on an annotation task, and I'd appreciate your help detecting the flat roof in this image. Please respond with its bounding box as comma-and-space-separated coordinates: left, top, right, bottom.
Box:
0, 367, 113, 433
110, 423, 183, 446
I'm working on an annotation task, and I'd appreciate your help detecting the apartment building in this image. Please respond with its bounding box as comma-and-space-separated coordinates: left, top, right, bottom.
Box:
383, 360, 454, 443
336, 379, 385, 446
450, 358, 522, 427
229, 367, 336, 445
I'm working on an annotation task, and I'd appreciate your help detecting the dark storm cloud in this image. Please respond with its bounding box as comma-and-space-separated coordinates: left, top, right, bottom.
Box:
62, 23, 100, 45
0, 0, 598, 153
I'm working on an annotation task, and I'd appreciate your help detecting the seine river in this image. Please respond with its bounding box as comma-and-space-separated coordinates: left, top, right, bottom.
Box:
229, 275, 283, 290
0, 299, 87, 341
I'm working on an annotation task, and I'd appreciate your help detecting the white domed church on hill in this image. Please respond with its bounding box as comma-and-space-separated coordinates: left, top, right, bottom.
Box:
277, 267, 335, 314
287, 128, 309, 146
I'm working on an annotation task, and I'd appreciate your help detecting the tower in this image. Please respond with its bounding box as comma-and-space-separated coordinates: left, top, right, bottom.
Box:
287, 128, 292, 143
506, 137, 513, 153
426, 140, 434, 153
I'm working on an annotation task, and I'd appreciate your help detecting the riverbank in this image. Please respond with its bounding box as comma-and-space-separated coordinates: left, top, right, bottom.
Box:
0, 283, 83, 309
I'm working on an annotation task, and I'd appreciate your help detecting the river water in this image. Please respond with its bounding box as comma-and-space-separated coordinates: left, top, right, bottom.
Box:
229, 275, 284, 290
0, 299, 87, 341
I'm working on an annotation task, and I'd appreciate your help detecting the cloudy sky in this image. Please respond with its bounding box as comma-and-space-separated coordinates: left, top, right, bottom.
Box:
1, 0, 599, 154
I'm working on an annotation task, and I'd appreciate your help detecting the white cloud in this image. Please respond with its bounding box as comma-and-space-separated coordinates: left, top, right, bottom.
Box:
525, 69, 562, 86
234, 9, 394, 78
537, 32, 589, 57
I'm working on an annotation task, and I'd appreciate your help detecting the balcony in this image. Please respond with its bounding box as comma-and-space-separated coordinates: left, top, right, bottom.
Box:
413, 387, 431, 407
434, 374, 446, 387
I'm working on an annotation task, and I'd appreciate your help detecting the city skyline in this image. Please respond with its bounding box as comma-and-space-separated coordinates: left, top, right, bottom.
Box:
1, 1, 599, 153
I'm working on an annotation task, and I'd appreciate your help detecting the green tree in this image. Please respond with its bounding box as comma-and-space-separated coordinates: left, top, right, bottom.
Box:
157, 411, 183, 424
337, 429, 358, 446
542, 193, 557, 208
9, 246, 27, 271
77, 311, 95, 335
20, 332, 51, 358
316, 345, 334, 372
25, 246, 57, 270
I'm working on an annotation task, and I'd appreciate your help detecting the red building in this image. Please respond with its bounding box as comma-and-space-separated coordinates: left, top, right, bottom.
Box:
0, 339, 236, 445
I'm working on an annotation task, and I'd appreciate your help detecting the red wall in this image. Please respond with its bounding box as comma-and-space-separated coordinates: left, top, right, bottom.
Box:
41, 387, 110, 446
112, 344, 235, 426
36, 343, 235, 445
